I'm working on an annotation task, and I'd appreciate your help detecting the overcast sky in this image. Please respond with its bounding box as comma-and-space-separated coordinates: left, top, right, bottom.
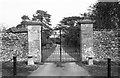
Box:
0, 0, 97, 28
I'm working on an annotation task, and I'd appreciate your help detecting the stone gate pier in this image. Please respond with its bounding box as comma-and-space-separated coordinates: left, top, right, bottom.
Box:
27, 21, 42, 65
78, 17, 95, 63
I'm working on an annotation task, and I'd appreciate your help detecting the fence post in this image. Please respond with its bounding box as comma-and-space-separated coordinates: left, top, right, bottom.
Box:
107, 58, 111, 78
13, 56, 17, 76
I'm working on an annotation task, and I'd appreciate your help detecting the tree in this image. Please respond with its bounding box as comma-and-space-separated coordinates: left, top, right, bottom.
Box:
60, 16, 81, 27
88, 2, 120, 29
32, 10, 51, 26
21, 15, 30, 21
57, 16, 81, 47
21, 15, 30, 28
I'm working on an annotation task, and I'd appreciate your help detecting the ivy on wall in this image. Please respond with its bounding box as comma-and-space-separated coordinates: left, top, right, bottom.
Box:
93, 30, 118, 61
1, 33, 28, 61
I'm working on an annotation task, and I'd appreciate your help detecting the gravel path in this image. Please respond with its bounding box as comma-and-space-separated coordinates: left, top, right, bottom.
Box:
29, 62, 91, 76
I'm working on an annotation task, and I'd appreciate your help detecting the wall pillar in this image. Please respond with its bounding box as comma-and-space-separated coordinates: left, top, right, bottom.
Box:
27, 21, 42, 65
78, 17, 94, 62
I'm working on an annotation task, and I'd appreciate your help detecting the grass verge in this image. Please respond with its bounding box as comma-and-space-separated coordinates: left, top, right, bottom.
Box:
77, 61, 119, 76
2, 61, 41, 76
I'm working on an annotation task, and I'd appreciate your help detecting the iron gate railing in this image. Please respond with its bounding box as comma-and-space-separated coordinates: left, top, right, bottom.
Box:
42, 28, 81, 63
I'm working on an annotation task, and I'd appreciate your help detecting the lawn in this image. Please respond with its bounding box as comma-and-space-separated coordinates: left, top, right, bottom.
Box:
2, 61, 41, 76
76, 61, 119, 77
83, 65, 118, 76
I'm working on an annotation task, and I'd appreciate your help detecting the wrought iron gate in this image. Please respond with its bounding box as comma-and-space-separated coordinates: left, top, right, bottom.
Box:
42, 28, 81, 63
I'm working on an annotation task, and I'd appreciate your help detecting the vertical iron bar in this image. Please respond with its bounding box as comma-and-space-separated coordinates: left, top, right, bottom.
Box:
79, 24, 82, 62
13, 56, 17, 76
60, 29, 62, 62
108, 58, 111, 78
41, 26, 43, 62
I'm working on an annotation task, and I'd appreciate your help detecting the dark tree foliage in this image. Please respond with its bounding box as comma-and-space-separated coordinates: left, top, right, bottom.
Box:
88, 2, 120, 29
21, 15, 30, 21
58, 16, 81, 47
60, 16, 81, 26
32, 10, 51, 26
